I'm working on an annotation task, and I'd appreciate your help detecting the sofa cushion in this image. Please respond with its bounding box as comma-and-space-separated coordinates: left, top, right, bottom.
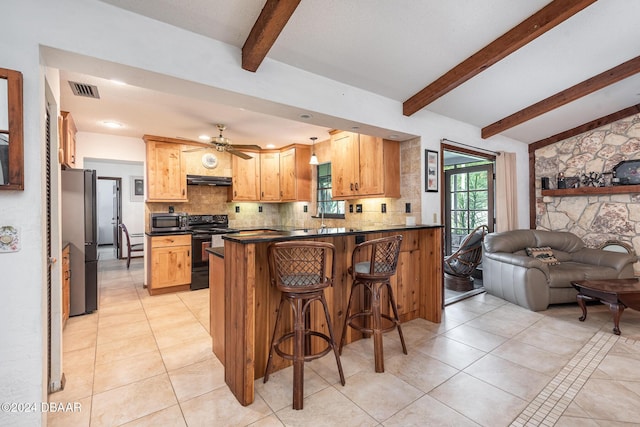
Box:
547, 262, 618, 288
484, 229, 536, 254
533, 230, 584, 253
526, 246, 560, 265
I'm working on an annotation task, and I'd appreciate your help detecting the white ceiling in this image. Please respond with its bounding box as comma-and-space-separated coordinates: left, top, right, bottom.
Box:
61, 0, 640, 146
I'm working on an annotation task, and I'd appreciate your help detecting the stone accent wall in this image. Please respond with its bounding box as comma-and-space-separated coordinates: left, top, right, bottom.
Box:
535, 113, 640, 272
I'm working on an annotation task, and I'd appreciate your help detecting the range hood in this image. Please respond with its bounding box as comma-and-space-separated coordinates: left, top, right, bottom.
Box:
186, 175, 232, 186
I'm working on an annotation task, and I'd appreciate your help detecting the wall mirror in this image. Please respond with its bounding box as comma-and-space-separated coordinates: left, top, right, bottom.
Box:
0, 67, 24, 190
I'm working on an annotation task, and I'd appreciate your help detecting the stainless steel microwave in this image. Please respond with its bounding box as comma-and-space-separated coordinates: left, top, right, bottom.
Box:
150, 212, 188, 233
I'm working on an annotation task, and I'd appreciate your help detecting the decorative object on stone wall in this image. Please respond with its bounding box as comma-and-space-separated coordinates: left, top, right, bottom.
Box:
557, 172, 566, 189
566, 176, 580, 188
613, 160, 640, 185
541, 177, 550, 190
579, 172, 603, 187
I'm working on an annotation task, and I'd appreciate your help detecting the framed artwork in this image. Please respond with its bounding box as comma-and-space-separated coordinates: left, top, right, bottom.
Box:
425, 150, 438, 192
130, 176, 144, 201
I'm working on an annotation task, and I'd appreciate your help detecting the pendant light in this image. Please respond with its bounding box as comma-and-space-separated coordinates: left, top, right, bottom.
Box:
309, 137, 319, 165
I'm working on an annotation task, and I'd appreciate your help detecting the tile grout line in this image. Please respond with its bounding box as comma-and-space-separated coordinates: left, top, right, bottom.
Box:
510, 330, 625, 426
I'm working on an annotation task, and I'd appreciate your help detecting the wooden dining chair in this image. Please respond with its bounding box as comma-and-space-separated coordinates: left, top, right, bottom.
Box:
119, 223, 144, 268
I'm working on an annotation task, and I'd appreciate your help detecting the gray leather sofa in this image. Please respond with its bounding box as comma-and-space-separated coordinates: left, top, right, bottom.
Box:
482, 229, 637, 311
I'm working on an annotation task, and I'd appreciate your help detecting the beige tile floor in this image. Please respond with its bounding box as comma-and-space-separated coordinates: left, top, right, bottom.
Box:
48, 250, 640, 426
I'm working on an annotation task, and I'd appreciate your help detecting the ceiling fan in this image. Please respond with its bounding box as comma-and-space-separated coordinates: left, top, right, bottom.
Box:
181, 124, 261, 159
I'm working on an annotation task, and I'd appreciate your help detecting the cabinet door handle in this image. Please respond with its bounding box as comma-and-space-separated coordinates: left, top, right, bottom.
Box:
355, 182, 359, 191
350, 183, 354, 191
261, 191, 264, 197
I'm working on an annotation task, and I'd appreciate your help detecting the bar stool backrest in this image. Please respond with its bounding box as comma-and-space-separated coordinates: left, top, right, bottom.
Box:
268, 241, 335, 293
352, 235, 403, 280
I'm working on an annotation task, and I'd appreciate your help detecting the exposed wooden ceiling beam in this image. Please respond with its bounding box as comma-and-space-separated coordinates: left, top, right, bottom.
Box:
528, 103, 640, 152
402, 0, 597, 117
483, 55, 640, 138
242, 0, 301, 72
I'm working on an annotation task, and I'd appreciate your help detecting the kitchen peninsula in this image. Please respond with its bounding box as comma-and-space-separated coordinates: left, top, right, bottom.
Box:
208, 224, 443, 406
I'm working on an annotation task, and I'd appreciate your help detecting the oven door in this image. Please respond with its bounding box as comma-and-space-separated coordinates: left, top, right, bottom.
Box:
191, 233, 211, 270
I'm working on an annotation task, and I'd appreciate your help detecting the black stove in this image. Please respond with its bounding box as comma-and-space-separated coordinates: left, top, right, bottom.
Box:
188, 214, 237, 291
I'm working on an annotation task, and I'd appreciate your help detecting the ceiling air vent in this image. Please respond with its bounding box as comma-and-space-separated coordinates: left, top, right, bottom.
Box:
68, 81, 100, 99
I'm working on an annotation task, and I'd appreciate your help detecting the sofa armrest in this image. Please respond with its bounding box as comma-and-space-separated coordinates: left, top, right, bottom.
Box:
483, 251, 550, 274
571, 248, 638, 272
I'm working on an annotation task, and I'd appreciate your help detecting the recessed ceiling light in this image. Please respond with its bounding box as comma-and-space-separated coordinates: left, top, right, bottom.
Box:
266, 144, 276, 149
102, 121, 123, 129
110, 79, 126, 86
351, 126, 360, 130
198, 135, 211, 140
299, 113, 312, 119
388, 134, 399, 139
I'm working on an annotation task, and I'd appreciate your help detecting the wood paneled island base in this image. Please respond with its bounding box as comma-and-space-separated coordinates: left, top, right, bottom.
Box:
210, 225, 443, 406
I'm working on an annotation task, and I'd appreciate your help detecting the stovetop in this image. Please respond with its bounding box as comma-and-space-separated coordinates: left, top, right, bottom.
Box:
188, 214, 237, 235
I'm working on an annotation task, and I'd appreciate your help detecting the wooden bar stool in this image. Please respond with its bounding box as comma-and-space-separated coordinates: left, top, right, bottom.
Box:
264, 241, 345, 410
340, 235, 406, 372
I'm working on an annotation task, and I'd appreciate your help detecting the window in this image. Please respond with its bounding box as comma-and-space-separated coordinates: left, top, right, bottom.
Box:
316, 163, 345, 218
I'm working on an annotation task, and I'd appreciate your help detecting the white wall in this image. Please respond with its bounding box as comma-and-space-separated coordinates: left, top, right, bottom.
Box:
0, 1, 530, 424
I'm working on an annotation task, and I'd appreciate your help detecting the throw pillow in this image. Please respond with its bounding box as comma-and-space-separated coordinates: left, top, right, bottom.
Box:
525, 246, 560, 265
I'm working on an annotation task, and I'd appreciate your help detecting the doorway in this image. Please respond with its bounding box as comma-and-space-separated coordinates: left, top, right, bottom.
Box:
443, 145, 495, 305
97, 177, 122, 260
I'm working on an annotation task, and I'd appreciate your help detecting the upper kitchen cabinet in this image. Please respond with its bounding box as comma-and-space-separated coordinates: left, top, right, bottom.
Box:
60, 111, 76, 169
330, 130, 400, 199
260, 151, 280, 201
144, 135, 187, 202
228, 145, 311, 202
229, 151, 260, 201
280, 145, 311, 201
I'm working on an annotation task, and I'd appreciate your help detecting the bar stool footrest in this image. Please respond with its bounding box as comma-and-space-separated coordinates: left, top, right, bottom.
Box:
346, 311, 401, 335
274, 331, 335, 362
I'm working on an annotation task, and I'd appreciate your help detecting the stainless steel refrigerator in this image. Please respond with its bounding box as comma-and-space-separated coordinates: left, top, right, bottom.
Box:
62, 169, 98, 316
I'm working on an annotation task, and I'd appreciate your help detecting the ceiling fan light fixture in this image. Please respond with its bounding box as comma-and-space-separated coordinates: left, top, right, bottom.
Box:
309, 137, 319, 165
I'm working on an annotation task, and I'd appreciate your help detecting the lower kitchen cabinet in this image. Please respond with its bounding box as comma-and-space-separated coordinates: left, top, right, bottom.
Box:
62, 244, 71, 326
146, 234, 192, 295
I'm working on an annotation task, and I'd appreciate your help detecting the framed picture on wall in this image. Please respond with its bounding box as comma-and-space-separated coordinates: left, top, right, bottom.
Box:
130, 176, 144, 202
425, 150, 438, 192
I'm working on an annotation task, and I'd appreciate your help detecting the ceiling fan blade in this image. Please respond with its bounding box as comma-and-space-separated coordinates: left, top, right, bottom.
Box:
231, 144, 262, 150
227, 149, 252, 159
182, 146, 206, 153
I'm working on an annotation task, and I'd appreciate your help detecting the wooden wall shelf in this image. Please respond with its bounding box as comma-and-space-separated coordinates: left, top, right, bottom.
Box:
541, 184, 640, 197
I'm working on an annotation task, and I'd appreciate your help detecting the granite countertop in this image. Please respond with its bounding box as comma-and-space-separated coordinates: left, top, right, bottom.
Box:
205, 246, 224, 257
222, 224, 442, 244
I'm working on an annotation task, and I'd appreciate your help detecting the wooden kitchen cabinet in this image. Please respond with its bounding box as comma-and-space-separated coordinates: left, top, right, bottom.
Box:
60, 111, 77, 169
260, 151, 280, 201
61, 244, 71, 326
279, 145, 311, 201
229, 151, 260, 201
144, 135, 187, 202
146, 234, 192, 295
330, 130, 400, 199
229, 145, 311, 202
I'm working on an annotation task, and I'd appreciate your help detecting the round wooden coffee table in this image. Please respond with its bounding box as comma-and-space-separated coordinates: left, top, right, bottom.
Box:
571, 278, 640, 335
